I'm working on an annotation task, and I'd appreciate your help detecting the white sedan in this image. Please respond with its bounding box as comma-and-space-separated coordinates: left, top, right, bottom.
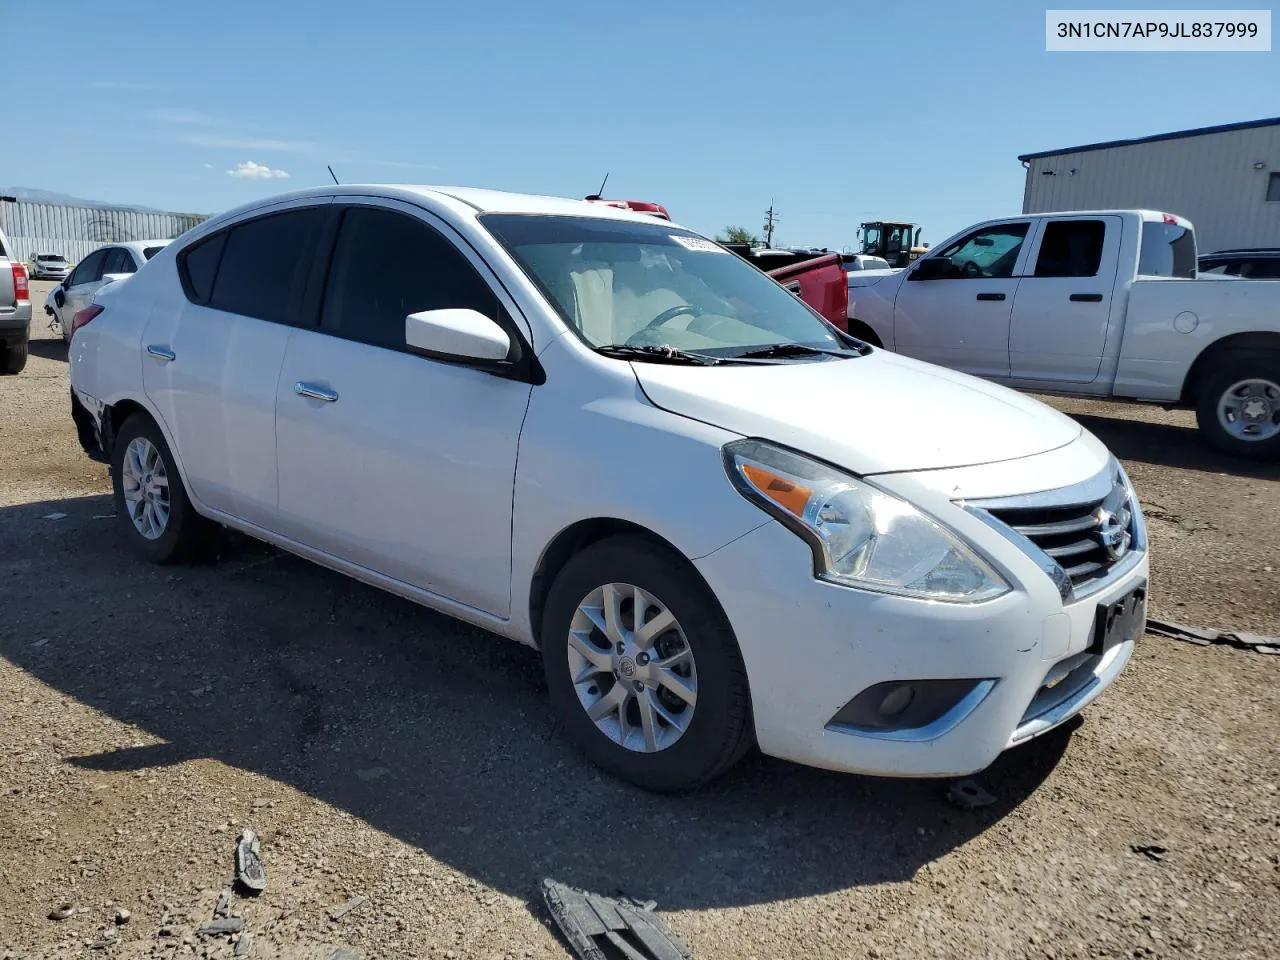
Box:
46, 240, 170, 342
67, 185, 1148, 791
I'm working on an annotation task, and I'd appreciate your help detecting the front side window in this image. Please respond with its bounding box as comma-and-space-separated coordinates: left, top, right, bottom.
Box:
209, 208, 323, 324
482, 214, 845, 355
321, 206, 503, 351
1138, 222, 1196, 279
1034, 220, 1105, 278
935, 223, 1030, 279
69, 249, 107, 287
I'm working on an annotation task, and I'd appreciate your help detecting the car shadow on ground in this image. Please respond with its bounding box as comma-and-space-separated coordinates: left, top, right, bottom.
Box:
1070, 412, 1280, 480
0, 494, 1077, 910
26, 337, 68, 362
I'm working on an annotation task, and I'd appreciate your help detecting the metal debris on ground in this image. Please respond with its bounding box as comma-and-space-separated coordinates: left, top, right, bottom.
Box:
47, 904, 75, 921
328, 949, 360, 960
235, 829, 268, 893
234, 932, 254, 957
40, 513, 68, 521
328, 896, 368, 922
1131, 844, 1168, 863
945, 779, 996, 810
215, 888, 232, 918
541, 878, 693, 960
198, 917, 245, 936
1147, 618, 1280, 654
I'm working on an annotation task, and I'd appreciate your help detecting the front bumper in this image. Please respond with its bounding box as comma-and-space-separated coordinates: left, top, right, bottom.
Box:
694, 516, 1147, 778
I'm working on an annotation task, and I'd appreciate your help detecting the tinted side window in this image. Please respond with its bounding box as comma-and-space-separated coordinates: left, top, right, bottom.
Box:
142, 245, 165, 261
937, 223, 1029, 279
1138, 223, 1196, 279
70, 250, 107, 286
321, 206, 503, 351
210, 208, 323, 324
103, 248, 134, 275
180, 232, 227, 304
1034, 220, 1105, 278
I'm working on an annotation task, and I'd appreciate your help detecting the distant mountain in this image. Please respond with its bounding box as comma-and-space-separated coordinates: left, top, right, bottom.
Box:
0, 186, 173, 214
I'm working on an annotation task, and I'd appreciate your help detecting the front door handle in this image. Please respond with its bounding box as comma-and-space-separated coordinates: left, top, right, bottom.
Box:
975, 292, 1006, 302
146, 345, 176, 362
1069, 293, 1104, 302
294, 381, 338, 403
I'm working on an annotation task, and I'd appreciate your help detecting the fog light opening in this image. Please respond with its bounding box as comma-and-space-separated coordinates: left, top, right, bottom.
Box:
878, 684, 915, 718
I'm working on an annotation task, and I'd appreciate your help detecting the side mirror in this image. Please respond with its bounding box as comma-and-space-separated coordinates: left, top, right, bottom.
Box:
908, 257, 955, 281
54, 289, 66, 308
101, 273, 132, 285
405, 308, 511, 363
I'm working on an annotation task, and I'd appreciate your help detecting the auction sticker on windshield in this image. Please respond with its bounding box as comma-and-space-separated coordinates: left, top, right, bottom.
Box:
671, 235, 731, 253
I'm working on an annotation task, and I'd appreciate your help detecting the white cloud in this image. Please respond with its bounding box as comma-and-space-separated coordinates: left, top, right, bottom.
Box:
183, 134, 315, 153
150, 108, 217, 125
203, 163, 214, 170
226, 161, 290, 180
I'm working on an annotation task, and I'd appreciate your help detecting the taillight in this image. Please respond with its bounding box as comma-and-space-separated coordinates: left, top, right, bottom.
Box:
70, 305, 104, 336
12, 263, 28, 301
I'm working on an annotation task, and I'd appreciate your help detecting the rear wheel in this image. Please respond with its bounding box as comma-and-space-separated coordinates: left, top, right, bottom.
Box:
1195, 352, 1280, 460
2, 342, 28, 375
541, 536, 752, 792
111, 413, 215, 563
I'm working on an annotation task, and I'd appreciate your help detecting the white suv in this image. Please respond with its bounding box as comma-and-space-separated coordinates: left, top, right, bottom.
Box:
69, 185, 1149, 791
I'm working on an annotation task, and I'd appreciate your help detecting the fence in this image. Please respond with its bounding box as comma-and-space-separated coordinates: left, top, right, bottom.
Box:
0, 201, 208, 264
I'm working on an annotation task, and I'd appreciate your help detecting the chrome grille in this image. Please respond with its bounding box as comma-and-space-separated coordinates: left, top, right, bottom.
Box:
968, 463, 1141, 594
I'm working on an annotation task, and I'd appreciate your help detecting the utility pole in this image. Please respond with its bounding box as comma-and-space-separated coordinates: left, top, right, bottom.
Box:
762, 200, 778, 248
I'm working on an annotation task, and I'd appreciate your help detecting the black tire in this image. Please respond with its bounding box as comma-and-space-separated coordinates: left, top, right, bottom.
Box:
111, 412, 215, 563
2, 342, 27, 375
541, 536, 753, 792
1195, 351, 1280, 461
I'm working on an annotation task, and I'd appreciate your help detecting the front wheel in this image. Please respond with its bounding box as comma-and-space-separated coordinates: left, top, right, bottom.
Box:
541, 536, 752, 792
1195, 352, 1280, 460
111, 413, 215, 563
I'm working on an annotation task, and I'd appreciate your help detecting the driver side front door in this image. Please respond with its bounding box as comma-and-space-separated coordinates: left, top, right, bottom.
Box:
890, 221, 1033, 379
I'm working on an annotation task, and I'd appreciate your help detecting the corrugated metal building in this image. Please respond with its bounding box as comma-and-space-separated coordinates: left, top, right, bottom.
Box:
0, 201, 206, 264
1020, 117, 1280, 255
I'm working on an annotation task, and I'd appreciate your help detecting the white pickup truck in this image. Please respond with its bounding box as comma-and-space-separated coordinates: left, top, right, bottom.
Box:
845, 210, 1280, 459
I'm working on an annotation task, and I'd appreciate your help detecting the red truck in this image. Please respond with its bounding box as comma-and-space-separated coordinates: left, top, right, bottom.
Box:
585, 199, 850, 332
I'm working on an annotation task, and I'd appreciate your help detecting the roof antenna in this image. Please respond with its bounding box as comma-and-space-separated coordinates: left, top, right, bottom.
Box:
327, 165, 340, 185
584, 172, 609, 201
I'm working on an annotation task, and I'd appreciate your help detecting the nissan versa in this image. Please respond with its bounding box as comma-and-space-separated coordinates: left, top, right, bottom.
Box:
67, 186, 1149, 791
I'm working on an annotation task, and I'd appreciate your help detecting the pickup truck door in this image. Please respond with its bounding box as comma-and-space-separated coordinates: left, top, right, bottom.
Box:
891, 220, 1033, 378
1009, 215, 1123, 383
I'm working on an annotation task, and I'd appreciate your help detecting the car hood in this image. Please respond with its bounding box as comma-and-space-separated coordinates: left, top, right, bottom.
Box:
632, 349, 1083, 475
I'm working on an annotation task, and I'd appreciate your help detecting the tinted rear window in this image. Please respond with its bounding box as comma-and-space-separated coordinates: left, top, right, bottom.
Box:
180, 232, 227, 304
143, 246, 164, 261
209, 209, 323, 324
1139, 222, 1196, 279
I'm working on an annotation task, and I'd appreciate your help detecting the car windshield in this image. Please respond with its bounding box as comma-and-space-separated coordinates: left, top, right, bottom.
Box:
39, 254, 64, 262
481, 214, 844, 356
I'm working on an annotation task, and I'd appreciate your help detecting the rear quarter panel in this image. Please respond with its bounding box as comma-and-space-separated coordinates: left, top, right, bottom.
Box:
1115, 278, 1280, 401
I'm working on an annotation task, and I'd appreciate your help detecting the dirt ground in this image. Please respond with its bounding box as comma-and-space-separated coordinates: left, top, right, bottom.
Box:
2, 281, 1278, 959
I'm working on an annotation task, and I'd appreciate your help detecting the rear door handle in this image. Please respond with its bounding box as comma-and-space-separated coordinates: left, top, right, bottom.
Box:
146, 345, 176, 362
1070, 293, 1104, 302
294, 381, 338, 403
975, 292, 1006, 302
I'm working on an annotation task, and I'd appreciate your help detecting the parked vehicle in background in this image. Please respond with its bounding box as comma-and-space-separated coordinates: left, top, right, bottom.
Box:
717, 243, 850, 329
847, 210, 1280, 459
1198, 248, 1280, 279
30, 253, 72, 280
68, 184, 1147, 792
843, 253, 893, 272
0, 226, 31, 374
47, 240, 171, 342
860, 220, 928, 267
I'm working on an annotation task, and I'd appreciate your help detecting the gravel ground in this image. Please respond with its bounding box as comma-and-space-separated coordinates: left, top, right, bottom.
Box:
2, 283, 1278, 959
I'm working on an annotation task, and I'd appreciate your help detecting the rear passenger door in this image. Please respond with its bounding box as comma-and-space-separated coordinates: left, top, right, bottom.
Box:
64, 248, 109, 318
1008, 216, 1122, 383
142, 200, 330, 526
274, 198, 533, 616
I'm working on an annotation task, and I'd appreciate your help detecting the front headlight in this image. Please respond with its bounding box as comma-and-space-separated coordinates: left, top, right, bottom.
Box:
723, 439, 1009, 603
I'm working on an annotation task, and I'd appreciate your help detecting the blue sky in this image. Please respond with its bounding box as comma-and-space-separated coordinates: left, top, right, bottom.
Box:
6, 0, 1277, 248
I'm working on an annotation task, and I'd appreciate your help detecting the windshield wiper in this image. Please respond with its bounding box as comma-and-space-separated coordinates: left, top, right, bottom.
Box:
595, 344, 722, 366
731, 343, 861, 360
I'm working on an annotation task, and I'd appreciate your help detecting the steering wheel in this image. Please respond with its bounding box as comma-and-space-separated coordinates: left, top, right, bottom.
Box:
625, 304, 703, 346
960, 260, 984, 278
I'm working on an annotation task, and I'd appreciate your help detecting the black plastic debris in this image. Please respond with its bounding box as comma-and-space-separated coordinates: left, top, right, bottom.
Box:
235, 830, 268, 894
1131, 843, 1168, 863
945, 779, 996, 810
1147, 618, 1280, 654
542, 878, 693, 960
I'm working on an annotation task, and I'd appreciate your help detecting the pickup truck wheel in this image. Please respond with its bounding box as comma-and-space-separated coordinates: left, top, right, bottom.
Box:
111, 413, 215, 563
2, 342, 28, 375
541, 536, 752, 792
1196, 355, 1280, 460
